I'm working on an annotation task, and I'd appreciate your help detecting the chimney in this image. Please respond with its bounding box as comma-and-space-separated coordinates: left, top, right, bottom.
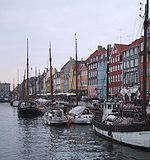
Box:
98, 45, 102, 50
107, 44, 111, 50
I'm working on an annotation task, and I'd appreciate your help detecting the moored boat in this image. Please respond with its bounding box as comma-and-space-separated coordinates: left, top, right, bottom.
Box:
67, 106, 93, 124
43, 42, 68, 126
92, 0, 150, 151
43, 104, 67, 126
18, 100, 42, 117
10, 99, 20, 107
92, 99, 150, 150
17, 39, 43, 118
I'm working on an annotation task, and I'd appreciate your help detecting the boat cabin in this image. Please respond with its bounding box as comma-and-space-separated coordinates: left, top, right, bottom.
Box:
101, 101, 121, 121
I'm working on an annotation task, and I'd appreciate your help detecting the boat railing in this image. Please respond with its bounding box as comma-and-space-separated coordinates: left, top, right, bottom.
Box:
92, 118, 150, 132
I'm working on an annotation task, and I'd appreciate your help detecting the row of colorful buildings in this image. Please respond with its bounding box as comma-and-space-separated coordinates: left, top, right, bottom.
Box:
13, 36, 150, 100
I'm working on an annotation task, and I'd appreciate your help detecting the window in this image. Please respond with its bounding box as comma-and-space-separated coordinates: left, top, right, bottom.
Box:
115, 57, 117, 62
130, 49, 133, 56
135, 59, 138, 66
135, 72, 138, 83
118, 56, 120, 61
124, 51, 126, 58
141, 42, 144, 51
108, 104, 112, 109
126, 61, 129, 68
130, 60, 134, 67
124, 62, 126, 69
126, 50, 129, 57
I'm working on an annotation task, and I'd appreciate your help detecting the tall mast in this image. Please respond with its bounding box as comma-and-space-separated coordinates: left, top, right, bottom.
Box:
49, 41, 53, 102
106, 45, 110, 100
34, 67, 37, 98
142, 0, 149, 121
17, 69, 19, 99
26, 38, 29, 101
75, 34, 78, 106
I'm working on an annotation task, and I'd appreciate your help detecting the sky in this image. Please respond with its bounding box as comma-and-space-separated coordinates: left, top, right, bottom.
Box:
0, 0, 145, 88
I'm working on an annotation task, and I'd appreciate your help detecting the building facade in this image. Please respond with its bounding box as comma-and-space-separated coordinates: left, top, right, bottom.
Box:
60, 57, 76, 93
87, 46, 107, 98
108, 44, 128, 97
53, 71, 61, 93
122, 37, 143, 99
78, 60, 88, 96
0, 83, 10, 100
97, 47, 108, 99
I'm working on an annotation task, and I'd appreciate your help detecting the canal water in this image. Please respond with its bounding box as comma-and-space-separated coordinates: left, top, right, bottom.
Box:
0, 103, 150, 160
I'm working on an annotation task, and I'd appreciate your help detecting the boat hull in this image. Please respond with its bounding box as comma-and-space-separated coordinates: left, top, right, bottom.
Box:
92, 120, 150, 151
43, 116, 67, 126
43, 109, 68, 126
44, 119, 68, 126
68, 116, 92, 125
18, 107, 42, 117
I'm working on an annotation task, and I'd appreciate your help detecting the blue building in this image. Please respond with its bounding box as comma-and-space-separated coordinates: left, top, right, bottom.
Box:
97, 51, 107, 99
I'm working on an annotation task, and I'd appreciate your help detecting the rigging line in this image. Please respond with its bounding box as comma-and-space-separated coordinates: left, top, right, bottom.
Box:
132, 1, 141, 41
133, 0, 145, 40
136, 17, 144, 38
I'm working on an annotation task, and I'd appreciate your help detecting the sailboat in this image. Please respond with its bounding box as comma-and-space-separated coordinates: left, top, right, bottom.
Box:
66, 34, 93, 125
43, 42, 68, 125
17, 39, 42, 117
92, 0, 150, 150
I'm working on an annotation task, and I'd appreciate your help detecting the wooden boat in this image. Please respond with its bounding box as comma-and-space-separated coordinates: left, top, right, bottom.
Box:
17, 39, 43, 117
18, 100, 42, 117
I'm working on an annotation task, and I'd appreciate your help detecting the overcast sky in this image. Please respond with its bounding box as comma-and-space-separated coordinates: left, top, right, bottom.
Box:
0, 0, 145, 87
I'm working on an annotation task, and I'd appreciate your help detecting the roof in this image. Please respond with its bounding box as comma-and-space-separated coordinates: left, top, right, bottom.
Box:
85, 48, 107, 62
114, 44, 129, 54
122, 36, 144, 52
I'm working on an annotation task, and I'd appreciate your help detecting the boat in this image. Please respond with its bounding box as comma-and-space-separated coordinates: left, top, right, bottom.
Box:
66, 34, 93, 124
17, 39, 43, 117
43, 42, 67, 126
18, 100, 42, 117
43, 102, 67, 125
10, 99, 20, 107
92, 0, 150, 150
67, 105, 93, 124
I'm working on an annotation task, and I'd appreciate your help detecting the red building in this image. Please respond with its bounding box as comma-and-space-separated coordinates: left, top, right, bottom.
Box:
108, 44, 128, 97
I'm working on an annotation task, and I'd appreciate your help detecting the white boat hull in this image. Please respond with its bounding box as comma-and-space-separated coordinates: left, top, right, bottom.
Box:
43, 109, 67, 126
68, 114, 93, 124
93, 125, 150, 150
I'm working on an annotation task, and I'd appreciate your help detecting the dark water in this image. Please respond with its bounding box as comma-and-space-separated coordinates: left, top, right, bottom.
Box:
0, 103, 150, 160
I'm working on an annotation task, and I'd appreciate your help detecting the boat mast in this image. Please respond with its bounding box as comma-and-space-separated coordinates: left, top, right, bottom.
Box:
17, 69, 19, 99
34, 67, 37, 98
106, 45, 110, 100
49, 41, 54, 103
142, 0, 149, 121
75, 33, 78, 106
26, 38, 29, 101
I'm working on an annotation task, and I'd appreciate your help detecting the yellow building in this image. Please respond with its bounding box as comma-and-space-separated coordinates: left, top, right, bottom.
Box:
60, 72, 64, 93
